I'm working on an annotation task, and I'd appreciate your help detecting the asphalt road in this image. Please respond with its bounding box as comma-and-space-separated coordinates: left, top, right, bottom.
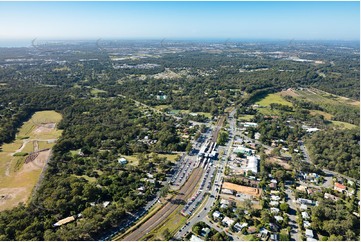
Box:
122, 167, 204, 241
285, 187, 301, 241
299, 141, 357, 183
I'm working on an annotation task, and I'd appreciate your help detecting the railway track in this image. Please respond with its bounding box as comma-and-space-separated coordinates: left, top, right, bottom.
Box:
211, 115, 225, 142
119, 167, 204, 241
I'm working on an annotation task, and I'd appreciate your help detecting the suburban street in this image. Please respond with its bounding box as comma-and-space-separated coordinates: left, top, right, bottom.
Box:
299, 140, 357, 185
285, 187, 301, 241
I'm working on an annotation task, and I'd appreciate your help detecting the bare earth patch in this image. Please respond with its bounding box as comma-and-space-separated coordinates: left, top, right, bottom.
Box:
34, 123, 56, 134
267, 157, 292, 170
0, 187, 27, 210
279, 88, 299, 97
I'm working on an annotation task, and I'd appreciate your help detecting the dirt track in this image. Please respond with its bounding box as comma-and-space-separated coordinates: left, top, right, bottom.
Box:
121, 167, 204, 241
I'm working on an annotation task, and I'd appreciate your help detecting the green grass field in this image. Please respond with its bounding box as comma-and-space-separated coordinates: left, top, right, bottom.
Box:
73, 175, 97, 183
255, 93, 293, 107
238, 114, 254, 121
154, 105, 171, 111
21, 142, 34, 153
309, 110, 333, 120
294, 88, 360, 107
253, 93, 293, 116
256, 108, 282, 116
120, 154, 140, 166
17, 111, 63, 140
195, 112, 212, 118
158, 154, 180, 162
38, 141, 54, 150
90, 88, 107, 95
329, 121, 358, 130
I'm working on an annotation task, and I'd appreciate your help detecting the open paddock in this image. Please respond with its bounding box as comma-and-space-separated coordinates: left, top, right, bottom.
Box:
0, 111, 62, 211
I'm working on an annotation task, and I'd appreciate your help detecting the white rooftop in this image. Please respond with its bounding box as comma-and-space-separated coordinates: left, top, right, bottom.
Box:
190, 235, 204, 242
305, 229, 314, 238
222, 216, 235, 227
213, 211, 221, 218
302, 211, 310, 219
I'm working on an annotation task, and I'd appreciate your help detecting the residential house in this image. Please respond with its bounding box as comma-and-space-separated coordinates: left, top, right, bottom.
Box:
270, 179, 278, 184
212, 211, 222, 221
222, 216, 235, 227
102, 201, 110, 208
220, 199, 233, 207
259, 228, 270, 240
200, 227, 211, 237
190, 235, 204, 242
274, 216, 283, 222
302, 211, 310, 220
269, 223, 280, 232
270, 179, 278, 190
118, 157, 128, 165
270, 233, 279, 241
269, 182, 277, 190
297, 198, 315, 206
222, 188, 234, 195
303, 221, 311, 228
234, 222, 248, 232
270, 207, 280, 214
137, 186, 145, 192
271, 195, 281, 201
303, 173, 319, 181
305, 229, 314, 238
220, 204, 228, 209
269, 201, 279, 207
334, 182, 346, 193
300, 204, 308, 211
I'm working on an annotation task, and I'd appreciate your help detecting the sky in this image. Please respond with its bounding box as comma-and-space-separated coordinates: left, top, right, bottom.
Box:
0, 1, 359, 42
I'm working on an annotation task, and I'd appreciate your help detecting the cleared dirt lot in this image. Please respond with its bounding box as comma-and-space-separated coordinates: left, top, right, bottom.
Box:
267, 157, 292, 170
222, 182, 262, 198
